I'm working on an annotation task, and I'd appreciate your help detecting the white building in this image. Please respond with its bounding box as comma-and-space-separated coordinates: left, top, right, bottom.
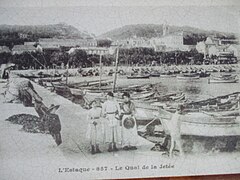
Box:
12, 45, 36, 55
39, 38, 97, 47
227, 45, 240, 59
68, 47, 109, 55
150, 31, 189, 51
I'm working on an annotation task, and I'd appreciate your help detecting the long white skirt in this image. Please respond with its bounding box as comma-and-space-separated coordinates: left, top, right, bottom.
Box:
86, 119, 104, 145
121, 115, 138, 147
103, 114, 121, 144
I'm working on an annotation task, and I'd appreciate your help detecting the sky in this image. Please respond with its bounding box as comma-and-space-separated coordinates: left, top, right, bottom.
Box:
0, 0, 239, 36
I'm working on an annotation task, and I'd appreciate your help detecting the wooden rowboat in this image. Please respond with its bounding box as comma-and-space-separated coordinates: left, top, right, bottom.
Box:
177, 73, 200, 80
127, 75, 150, 79
208, 78, 238, 83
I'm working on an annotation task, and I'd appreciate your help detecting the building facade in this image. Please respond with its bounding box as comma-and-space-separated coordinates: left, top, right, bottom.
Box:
38, 38, 97, 48
12, 45, 36, 55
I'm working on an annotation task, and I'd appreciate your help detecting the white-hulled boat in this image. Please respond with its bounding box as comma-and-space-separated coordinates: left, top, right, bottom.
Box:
209, 74, 238, 83
177, 73, 200, 80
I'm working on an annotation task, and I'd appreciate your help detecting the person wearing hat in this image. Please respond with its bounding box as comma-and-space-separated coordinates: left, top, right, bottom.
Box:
168, 105, 184, 157
42, 104, 62, 146
120, 92, 138, 150
102, 92, 121, 152
86, 99, 103, 154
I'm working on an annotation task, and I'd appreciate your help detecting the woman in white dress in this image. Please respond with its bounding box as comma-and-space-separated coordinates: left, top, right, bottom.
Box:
86, 99, 103, 154
102, 92, 121, 152
121, 92, 138, 150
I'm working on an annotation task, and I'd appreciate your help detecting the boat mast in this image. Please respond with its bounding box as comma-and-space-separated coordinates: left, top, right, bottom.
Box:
112, 47, 119, 92
99, 53, 102, 88
66, 62, 69, 85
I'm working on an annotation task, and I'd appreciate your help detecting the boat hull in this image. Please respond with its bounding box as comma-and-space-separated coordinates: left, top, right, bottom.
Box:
209, 79, 238, 83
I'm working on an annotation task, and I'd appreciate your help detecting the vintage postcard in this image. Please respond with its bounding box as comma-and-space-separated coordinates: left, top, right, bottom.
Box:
0, 0, 240, 179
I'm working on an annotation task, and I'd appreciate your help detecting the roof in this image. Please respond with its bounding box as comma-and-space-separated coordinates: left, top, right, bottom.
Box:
205, 37, 215, 45
12, 45, 36, 51
38, 44, 60, 50
39, 38, 97, 43
0, 46, 11, 53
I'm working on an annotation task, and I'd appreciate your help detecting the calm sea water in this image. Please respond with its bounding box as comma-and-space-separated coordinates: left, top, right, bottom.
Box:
117, 71, 240, 102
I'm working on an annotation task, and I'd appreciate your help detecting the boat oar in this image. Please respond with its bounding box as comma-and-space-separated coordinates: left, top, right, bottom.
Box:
138, 117, 160, 132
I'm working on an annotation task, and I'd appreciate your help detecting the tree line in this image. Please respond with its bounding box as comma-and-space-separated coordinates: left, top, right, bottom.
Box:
0, 47, 208, 70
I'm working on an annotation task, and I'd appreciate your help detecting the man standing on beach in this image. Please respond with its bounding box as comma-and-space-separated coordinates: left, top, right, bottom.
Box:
121, 92, 138, 150
102, 92, 121, 152
169, 105, 184, 157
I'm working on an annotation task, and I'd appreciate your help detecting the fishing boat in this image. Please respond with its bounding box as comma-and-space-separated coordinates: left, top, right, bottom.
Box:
127, 74, 150, 79
131, 91, 155, 100
135, 106, 240, 137
150, 71, 160, 77
177, 73, 200, 80
160, 73, 176, 78
184, 92, 240, 112
159, 110, 240, 137
209, 79, 238, 83
209, 74, 238, 83
40, 77, 63, 83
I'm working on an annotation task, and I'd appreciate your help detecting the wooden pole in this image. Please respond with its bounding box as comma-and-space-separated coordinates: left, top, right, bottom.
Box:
112, 47, 119, 92
66, 63, 69, 85
99, 54, 102, 89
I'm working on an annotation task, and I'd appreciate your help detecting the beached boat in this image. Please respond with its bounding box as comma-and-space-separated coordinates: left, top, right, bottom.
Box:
131, 91, 155, 100
177, 73, 200, 80
40, 77, 62, 83
209, 74, 238, 83
150, 70, 160, 77
184, 92, 240, 112
209, 78, 238, 83
160, 74, 176, 78
159, 110, 240, 137
127, 74, 150, 79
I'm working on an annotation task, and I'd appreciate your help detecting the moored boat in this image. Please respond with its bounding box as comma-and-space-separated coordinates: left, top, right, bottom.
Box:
177, 73, 200, 80
127, 74, 150, 79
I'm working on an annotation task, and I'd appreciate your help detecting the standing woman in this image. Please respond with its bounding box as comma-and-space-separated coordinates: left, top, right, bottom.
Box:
102, 92, 121, 152
86, 99, 103, 154
121, 92, 138, 150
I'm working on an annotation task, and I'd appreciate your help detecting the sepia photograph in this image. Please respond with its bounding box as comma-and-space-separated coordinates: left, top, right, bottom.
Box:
0, 0, 240, 179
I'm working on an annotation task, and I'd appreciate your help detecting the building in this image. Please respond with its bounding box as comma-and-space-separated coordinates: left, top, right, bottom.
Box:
38, 38, 97, 48
0, 46, 11, 53
196, 37, 218, 58
150, 31, 189, 52
152, 45, 166, 52
227, 45, 240, 59
36, 44, 60, 53
12, 45, 36, 55
24, 42, 37, 46
18, 33, 28, 39
208, 45, 229, 56
68, 47, 109, 55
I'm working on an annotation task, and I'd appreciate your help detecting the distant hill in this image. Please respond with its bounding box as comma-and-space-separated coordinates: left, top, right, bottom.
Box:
0, 23, 95, 49
0, 23, 94, 39
99, 24, 236, 45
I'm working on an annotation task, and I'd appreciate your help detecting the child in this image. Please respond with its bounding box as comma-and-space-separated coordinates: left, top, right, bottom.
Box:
86, 99, 103, 154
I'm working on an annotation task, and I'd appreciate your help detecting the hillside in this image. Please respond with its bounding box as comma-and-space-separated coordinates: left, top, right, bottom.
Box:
0, 23, 93, 39
0, 23, 95, 49
99, 24, 236, 45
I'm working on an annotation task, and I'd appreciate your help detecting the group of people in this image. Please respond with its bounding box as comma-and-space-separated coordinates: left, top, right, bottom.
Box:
86, 92, 139, 154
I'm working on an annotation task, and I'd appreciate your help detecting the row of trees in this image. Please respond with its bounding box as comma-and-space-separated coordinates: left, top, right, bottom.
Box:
0, 47, 206, 70
117, 48, 204, 65
0, 49, 113, 70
